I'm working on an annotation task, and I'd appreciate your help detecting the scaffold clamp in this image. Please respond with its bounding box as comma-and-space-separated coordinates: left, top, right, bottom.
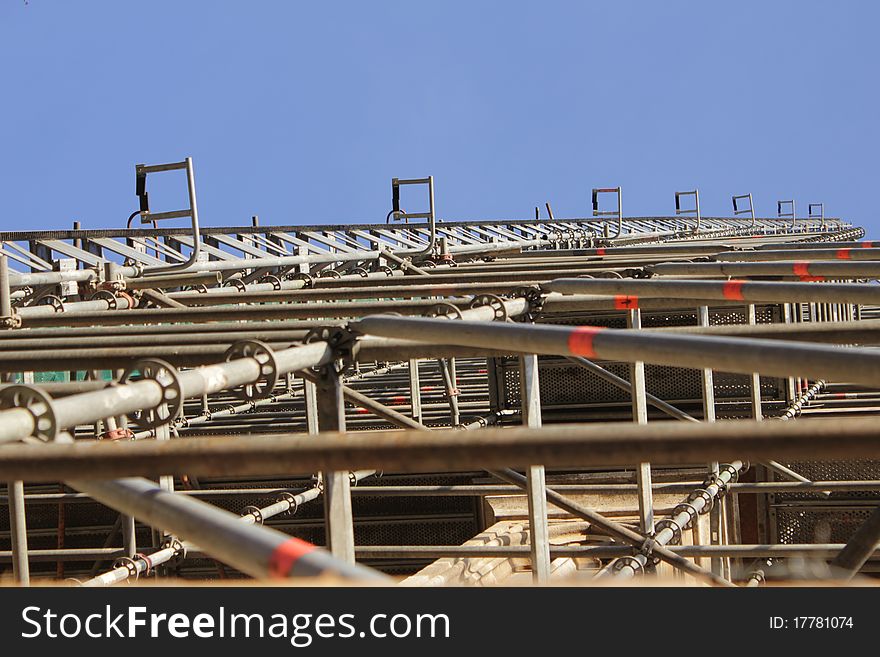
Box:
224, 339, 280, 400
119, 358, 184, 431
0, 384, 58, 442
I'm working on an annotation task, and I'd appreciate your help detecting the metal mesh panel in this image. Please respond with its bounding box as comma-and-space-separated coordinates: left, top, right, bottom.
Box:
498, 358, 783, 409
773, 459, 880, 547
262, 517, 479, 550
775, 508, 874, 544
353, 474, 481, 517
352, 518, 478, 546
782, 459, 880, 485
498, 305, 785, 411
540, 306, 777, 329
776, 460, 880, 501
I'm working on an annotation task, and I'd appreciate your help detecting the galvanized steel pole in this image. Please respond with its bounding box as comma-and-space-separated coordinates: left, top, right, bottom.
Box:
69, 476, 384, 581
353, 315, 880, 388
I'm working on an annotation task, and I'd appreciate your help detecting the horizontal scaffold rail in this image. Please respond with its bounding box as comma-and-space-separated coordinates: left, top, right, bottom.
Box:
352, 315, 880, 388
0, 417, 877, 481
545, 278, 880, 305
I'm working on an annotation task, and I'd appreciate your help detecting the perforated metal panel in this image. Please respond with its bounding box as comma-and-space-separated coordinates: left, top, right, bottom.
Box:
776, 460, 880, 501
496, 306, 786, 415
772, 459, 880, 546
538, 306, 778, 329
497, 358, 783, 410
775, 508, 874, 544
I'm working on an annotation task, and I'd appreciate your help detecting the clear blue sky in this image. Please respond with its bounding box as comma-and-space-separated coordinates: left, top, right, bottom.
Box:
2, 1, 878, 236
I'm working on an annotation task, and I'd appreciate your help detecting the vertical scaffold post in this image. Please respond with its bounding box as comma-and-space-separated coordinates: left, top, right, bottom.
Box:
7, 480, 30, 585
408, 359, 423, 424
519, 354, 551, 583
4, 257, 29, 583
697, 305, 718, 423
747, 304, 763, 421
627, 308, 653, 536
697, 305, 724, 575
781, 303, 798, 403
317, 366, 355, 564
0, 255, 19, 330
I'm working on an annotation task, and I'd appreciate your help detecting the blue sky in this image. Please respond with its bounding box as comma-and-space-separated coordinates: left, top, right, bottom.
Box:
2, 2, 878, 236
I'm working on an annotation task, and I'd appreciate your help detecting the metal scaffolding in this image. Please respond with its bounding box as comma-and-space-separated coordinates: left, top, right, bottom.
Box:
1, 160, 877, 587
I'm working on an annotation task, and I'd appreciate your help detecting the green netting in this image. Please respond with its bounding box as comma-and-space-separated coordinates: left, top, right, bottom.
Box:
34, 371, 69, 383
9, 371, 113, 383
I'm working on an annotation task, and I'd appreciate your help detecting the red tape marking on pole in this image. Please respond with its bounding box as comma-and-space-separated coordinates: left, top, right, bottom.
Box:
269, 537, 317, 577
862, 241, 874, 248
613, 295, 638, 309
567, 327, 605, 357
836, 248, 852, 260
722, 280, 746, 300
595, 248, 606, 256
793, 262, 825, 282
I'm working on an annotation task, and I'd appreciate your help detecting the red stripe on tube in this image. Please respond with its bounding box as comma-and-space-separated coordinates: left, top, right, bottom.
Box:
269, 537, 317, 577
567, 327, 605, 358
